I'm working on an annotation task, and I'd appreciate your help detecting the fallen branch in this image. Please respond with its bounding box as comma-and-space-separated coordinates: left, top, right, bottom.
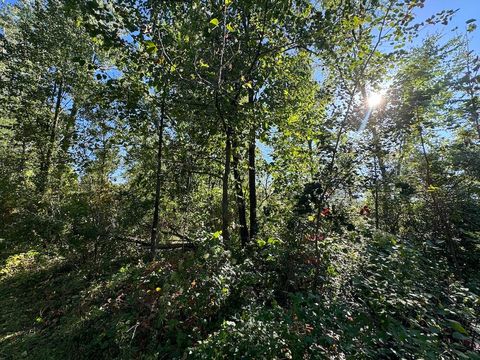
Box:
115, 236, 195, 250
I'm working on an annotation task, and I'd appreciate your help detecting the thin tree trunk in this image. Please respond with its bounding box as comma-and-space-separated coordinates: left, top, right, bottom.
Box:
248, 88, 258, 240
18, 139, 27, 186
150, 102, 165, 259
373, 155, 379, 230
418, 119, 458, 267
466, 81, 480, 141
232, 136, 249, 246
222, 127, 232, 244
39, 79, 63, 194
464, 38, 480, 141
61, 102, 77, 154
371, 125, 388, 230
248, 128, 258, 240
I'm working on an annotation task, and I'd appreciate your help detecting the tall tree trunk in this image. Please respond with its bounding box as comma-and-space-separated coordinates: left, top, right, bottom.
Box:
150, 102, 165, 259
418, 119, 458, 268
464, 39, 480, 141
222, 127, 232, 244
373, 154, 380, 230
376, 144, 389, 231
466, 78, 480, 141
232, 136, 249, 246
18, 139, 27, 186
39, 79, 63, 194
248, 89, 258, 240
61, 102, 77, 154
372, 125, 391, 232
248, 129, 258, 240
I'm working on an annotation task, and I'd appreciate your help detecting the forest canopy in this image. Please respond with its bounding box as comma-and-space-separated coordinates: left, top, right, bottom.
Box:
0, 0, 479, 358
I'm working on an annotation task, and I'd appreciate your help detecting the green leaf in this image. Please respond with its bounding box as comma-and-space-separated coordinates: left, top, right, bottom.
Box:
144, 40, 157, 54
447, 319, 468, 335
327, 265, 337, 276
209, 18, 219, 27
352, 15, 362, 28
267, 237, 280, 245
256, 239, 266, 248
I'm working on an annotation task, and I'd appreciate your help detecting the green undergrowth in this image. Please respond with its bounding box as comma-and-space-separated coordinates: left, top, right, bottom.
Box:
0, 230, 479, 359
0, 251, 140, 359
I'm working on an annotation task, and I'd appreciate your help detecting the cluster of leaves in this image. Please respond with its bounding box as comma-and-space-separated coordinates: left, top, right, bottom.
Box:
0, 0, 479, 358
3, 225, 478, 358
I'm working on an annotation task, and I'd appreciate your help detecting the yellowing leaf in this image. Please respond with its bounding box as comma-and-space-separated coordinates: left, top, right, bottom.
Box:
267, 237, 281, 245
256, 239, 266, 248
239, 95, 249, 105
243, 81, 253, 89
352, 15, 363, 28
209, 18, 219, 27
199, 59, 209, 68
226, 23, 235, 32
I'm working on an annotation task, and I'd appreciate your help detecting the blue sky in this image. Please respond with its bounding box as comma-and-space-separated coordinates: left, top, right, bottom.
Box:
414, 0, 479, 51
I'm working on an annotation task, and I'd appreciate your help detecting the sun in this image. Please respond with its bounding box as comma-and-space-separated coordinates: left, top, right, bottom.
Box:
367, 92, 383, 108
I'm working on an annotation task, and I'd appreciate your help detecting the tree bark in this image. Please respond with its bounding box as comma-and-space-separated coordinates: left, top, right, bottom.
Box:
248, 132, 258, 240
150, 102, 165, 259
232, 136, 249, 246
39, 78, 63, 194
464, 40, 480, 141
371, 125, 388, 231
222, 127, 232, 244
373, 155, 380, 230
61, 102, 77, 154
248, 89, 258, 240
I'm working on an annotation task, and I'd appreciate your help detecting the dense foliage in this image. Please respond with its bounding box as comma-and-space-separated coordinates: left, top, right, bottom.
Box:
0, 0, 479, 358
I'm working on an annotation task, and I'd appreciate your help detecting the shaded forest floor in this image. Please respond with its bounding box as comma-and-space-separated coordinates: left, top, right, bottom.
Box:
0, 252, 128, 359
1, 232, 479, 359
